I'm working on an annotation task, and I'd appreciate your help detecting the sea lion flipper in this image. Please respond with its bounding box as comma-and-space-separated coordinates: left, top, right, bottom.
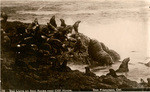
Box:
73, 20, 81, 33
50, 15, 57, 27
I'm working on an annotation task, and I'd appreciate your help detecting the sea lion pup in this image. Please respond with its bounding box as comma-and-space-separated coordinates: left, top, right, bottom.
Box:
60, 19, 66, 27
50, 15, 57, 27
116, 57, 130, 72
73, 20, 81, 33
85, 67, 96, 76
106, 69, 118, 78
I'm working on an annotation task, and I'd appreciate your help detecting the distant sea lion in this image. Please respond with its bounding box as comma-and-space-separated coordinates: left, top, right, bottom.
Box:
59, 60, 71, 72
85, 67, 96, 76
60, 19, 66, 27
1, 12, 8, 29
50, 15, 57, 27
73, 21, 81, 33
147, 78, 150, 87
116, 57, 130, 72
106, 69, 118, 78
140, 78, 147, 87
1, 11, 8, 23
145, 61, 150, 67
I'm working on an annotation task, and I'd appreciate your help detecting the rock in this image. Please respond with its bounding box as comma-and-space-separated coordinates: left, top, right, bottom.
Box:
102, 75, 117, 85
107, 49, 120, 62
116, 57, 130, 72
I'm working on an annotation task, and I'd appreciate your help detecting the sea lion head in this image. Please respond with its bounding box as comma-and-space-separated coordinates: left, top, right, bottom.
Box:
73, 20, 81, 33
60, 19, 66, 27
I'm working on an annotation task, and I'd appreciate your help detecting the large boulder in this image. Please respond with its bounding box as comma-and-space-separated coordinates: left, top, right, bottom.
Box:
107, 49, 120, 62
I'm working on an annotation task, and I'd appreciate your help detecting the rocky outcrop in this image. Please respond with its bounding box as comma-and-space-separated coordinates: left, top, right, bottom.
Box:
2, 62, 141, 90
116, 57, 130, 72
1, 14, 138, 90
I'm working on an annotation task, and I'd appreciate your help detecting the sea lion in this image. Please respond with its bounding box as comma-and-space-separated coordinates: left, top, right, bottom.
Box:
1, 12, 8, 29
147, 78, 150, 87
33, 18, 39, 25
26, 18, 39, 35
73, 21, 81, 33
88, 39, 114, 66
59, 60, 71, 72
85, 67, 96, 76
1, 11, 8, 23
50, 15, 57, 27
106, 69, 118, 78
116, 57, 130, 72
140, 78, 147, 87
60, 19, 66, 27
145, 61, 150, 67
47, 23, 58, 33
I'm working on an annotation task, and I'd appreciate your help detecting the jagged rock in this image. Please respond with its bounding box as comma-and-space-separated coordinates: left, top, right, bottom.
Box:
116, 57, 130, 72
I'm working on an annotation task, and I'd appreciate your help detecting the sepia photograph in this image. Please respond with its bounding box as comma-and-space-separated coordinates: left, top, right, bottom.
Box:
1, 0, 150, 91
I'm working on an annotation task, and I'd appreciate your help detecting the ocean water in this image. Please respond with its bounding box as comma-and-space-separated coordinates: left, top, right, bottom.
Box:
2, 0, 150, 83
